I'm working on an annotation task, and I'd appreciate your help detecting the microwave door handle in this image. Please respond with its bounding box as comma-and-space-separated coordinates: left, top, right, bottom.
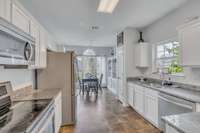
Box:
159, 96, 193, 110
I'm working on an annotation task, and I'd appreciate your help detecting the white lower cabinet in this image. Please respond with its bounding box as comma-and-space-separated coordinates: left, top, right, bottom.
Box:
144, 88, 158, 126
54, 92, 62, 133
134, 85, 145, 115
127, 83, 134, 108
130, 83, 158, 127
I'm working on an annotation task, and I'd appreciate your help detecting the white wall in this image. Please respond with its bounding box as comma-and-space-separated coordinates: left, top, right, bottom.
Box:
0, 67, 34, 90
124, 27, 141, 78
142, 0, 200, 85
56, 45, 113, 57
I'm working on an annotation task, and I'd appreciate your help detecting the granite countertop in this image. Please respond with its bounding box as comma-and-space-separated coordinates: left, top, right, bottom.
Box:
162, 112, 200, 133
0, 81, 10, 84
0, 99, 53, 133
0, 87, 61, 133
12, 88, 62, 102
127, 77, 200, 103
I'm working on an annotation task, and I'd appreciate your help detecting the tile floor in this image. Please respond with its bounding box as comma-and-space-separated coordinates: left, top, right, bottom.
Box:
60, 89, 161, 133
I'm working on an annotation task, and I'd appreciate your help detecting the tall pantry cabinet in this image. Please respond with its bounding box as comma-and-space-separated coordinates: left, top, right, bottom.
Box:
116, 28, 139, 106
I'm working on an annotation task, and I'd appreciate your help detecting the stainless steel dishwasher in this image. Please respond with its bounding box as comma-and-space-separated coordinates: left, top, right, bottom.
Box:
158, 92, 196, 132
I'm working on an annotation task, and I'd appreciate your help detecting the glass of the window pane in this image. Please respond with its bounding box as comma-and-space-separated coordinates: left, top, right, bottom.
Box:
157, 51, 165, 58
157, 45, 164, 52
172, 42, 180, 56
165, 43, 173, 57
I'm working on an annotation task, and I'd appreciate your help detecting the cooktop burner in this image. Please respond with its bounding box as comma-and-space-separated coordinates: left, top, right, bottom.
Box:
0, 99, 52, 133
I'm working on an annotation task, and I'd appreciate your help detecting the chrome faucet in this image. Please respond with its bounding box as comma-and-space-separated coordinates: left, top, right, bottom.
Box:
153, 68, 172, 86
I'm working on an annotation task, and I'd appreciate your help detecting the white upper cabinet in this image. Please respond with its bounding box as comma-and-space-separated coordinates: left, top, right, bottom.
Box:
178, 19, 200, 66
30, 21, 40, 68
10, 0, 50, 69
135, 43, 150, 68
39, 28, 47, 68
11, 2, 30, 33
0, 0, 11, 22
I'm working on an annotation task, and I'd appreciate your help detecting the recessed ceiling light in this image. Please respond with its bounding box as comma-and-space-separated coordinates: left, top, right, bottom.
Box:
97, 0, 119, 13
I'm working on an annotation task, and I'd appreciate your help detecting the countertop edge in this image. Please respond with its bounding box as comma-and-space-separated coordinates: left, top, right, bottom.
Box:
12, 88, 62, 102
162, 117, 186, 133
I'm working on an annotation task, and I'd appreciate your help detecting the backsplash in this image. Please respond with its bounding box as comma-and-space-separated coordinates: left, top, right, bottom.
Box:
143, 67, 200, 86
0, 66, 34, 90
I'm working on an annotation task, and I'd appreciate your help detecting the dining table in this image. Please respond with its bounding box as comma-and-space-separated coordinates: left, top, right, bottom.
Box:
82, 78, 99, 94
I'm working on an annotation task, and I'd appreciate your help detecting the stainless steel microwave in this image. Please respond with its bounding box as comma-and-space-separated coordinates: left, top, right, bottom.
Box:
0, 17, 35, 66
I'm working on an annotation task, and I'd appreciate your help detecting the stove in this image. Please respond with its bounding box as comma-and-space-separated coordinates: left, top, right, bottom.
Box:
0, 82, 54, 133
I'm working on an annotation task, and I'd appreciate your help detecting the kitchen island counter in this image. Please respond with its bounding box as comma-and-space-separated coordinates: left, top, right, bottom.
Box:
163, 112, 200, 133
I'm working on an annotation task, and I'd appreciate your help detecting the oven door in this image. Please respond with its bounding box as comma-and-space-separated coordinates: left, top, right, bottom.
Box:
28, 105, 55, 133
158, 93, 195, 131
38, 111, 55, 133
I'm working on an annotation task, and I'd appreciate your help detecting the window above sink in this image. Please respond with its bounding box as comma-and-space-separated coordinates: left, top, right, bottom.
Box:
153, 39, 184, 76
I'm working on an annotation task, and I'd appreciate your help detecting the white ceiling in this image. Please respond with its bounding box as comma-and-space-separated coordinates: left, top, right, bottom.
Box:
19, 0, 187, 47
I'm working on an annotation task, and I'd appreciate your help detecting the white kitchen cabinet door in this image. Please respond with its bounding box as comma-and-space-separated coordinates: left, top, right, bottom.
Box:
55, 92, 62, 133
39, 28, 47, 68
30, 21, 40, 68
128, 84, 134, 107
11, 3, 30, 33
135, 43, 150, 68
144, 88, 158, 126
134, 85, 144, 115
178, 19, 200, 66
0, 0, 11, 22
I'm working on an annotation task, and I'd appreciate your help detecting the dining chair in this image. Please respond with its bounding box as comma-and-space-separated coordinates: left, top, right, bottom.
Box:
87, 80, 98, 94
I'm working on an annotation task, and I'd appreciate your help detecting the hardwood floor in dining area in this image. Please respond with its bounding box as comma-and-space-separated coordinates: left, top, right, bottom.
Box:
60, 89, 161, 133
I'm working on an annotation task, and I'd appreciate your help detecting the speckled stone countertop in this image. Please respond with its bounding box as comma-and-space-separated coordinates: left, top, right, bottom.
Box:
0, 81, 9, 84
12, 88, 62, 102
127, 77, 200, 103
0, 87, 61, 133
162, 112, 200, 133
0, 99, 53, 133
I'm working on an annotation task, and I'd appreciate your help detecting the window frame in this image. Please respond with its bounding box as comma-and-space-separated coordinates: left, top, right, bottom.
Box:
152, 38, 184, 77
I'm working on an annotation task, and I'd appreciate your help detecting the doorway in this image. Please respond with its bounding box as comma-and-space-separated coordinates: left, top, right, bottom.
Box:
76, 56, 107, 87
